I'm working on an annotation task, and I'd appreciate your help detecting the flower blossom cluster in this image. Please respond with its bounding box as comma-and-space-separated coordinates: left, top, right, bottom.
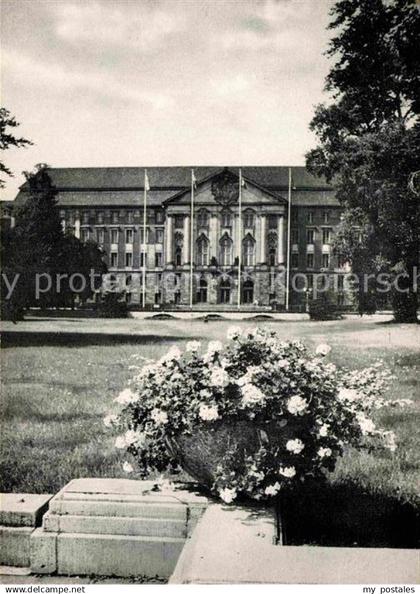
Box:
105, 326, 408, 503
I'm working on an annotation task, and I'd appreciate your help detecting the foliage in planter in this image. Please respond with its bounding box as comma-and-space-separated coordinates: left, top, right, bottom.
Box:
105, 328, 410, 503
308, 290, 343, 321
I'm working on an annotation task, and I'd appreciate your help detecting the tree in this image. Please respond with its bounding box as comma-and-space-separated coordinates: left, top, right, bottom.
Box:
1, 165, 107, 318
306, 0, 420, 322
0, 108, 33, 188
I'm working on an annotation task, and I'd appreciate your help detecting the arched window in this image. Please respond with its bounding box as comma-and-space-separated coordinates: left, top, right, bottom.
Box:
242, 279, 254, 304
197, 209, 209, 228
220, 235, 233, 266
196, 235, 209, 266
221, 209, 232, 228
243, 235, 255, 266
219, 276, 231, 304
197, 276, 208, 303
244, 210, 255, 229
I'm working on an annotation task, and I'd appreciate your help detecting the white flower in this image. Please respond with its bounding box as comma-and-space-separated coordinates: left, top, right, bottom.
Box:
207, 340, 223, 354
286, 439, 305, 454
279, 466, 296, 478
236, 366, 261, 386
227, 326, 242, 340
278, 359, 290, 369
199, 403, 219, 421
287, 396, 308, 415
318, 424, 329, 437
150, 408, 168, 425
186, 340, 201, 352
264, 482, 281, 496
125, 429, 146, 447
103, 414, 118, 427
210, 367, 231, 388
122, 461, 134, 473
160, 346, 182, 364
115, 435, 126, 449
356, 413, 376, 435
337, 388, 360, 403
316, 344, 331, 356
241, 383, 265, 405
115, 388, 138, 405
383, 430, 397, 452
219, 487, 237, 503
318, 447, 332, 458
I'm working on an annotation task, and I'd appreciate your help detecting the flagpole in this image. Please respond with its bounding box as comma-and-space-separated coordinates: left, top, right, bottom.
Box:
237, 168, 242, 309
285, 167, 292, 311
142, 169, 147, 309
189, 169, 195, 309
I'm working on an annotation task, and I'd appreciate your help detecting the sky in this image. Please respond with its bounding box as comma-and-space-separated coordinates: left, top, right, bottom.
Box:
1, 0, 335, 200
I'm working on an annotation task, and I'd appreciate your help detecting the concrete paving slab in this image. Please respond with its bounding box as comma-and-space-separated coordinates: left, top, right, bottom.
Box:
0, 526, 33, 566
0, 494, 52, 527
0, 566, 32, 576
43, 512, 187, 538
30, 528, 56, 574
170, 504, 420, 584
49, 499, 188, 520
57, 532, 185, 578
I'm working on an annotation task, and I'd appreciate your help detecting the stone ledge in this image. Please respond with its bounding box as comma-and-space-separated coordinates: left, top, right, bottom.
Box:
0, 494, 52, 527
170, 504, 420, 584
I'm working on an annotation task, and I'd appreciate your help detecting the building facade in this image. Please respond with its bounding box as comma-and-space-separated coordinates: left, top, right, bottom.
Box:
11, 166, 350, 310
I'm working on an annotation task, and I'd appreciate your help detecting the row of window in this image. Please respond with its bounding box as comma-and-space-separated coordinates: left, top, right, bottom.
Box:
291, 210, 332, 224
291, 253, 333, 269
110, 252, 164, 269
291, 228, 332, 245
80, 227, 164, 244
62, 210, 165, 225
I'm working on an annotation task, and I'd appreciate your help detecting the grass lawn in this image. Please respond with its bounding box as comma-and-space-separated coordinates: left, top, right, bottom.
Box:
1, 316, 419, 519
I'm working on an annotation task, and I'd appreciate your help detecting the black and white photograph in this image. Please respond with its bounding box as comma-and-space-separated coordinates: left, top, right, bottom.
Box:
0, 0, 419, 590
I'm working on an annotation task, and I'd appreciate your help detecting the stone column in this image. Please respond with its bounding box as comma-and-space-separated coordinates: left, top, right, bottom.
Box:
74, 216, 80, 239
234, 215, 241, 259
259, 215, 267, 263
183, 216, 190, 263
165, 215, 173, 264
210, 214, 218, 260
278, 215, 284, 265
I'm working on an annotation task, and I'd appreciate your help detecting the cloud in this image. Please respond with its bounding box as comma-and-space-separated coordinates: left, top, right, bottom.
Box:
52, 1, 185, 52
216, 0, 328, 64
209, 74, 251, 100
2, 49, 174, 110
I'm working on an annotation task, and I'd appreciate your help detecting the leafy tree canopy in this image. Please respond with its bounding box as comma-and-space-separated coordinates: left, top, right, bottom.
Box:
0, 107, 33, 188
306, 0, 420, 322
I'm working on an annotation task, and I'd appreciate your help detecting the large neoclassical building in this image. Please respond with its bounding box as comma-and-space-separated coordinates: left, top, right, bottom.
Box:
11, 166, 349, 310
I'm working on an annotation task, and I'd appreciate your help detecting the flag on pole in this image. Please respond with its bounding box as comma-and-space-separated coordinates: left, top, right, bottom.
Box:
142, 169, 149, 309
189, 169, 195, 308
237, 168, 243, 309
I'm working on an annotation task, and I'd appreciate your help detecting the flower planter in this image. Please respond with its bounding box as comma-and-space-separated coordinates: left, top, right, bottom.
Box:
168, 420, 296, 488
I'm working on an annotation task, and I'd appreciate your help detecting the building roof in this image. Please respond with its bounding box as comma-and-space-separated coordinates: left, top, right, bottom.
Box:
13, 166, 338, 208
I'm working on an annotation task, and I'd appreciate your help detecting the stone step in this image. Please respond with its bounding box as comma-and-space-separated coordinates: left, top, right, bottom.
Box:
0, 526, 33, 567
31, 528, 185, 578
43, 513, 187, 538
0, 494, 52, 568
0, 494, 52, 528
49, 499, 187, 520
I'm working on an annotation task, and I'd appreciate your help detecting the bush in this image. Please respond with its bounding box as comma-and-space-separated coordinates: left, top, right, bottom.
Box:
105, 328, 409, 504
96, 292, 129, 318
